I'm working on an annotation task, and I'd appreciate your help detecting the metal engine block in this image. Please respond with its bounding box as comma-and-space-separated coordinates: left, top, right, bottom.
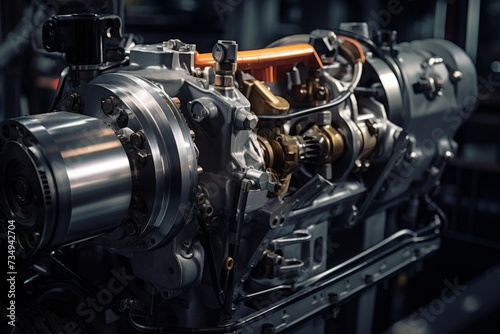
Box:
0, 14, 477, 334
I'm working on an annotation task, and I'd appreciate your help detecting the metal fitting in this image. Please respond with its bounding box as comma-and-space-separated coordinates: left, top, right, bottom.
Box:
101, 96, 116, 115
130, 130, 145, 150
235, 108, 259, 130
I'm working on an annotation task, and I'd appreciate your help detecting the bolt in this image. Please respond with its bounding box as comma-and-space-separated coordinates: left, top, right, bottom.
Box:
181, 240, 191, 252
42, 20, 57, 50
116, 109, 129, 128
210, 216, 220, 226
130, 130, 145, 150
327, 31, 337, 42
315, 86, 327, 100
429, 166, 440, 176
203, 204, 214, 218
346, 205, 358, 227
16, 126, 25, 137
451, 70, 463, 82
171, 97, 181, 109
195, 192, 206, 205
101, 96, 116, 115
365, 119, 379, 136
365, 274, 374, 284
67, 92, 83, 113
164, 39, 176, 50
409, 151, 418, 163
244, 113, 259, 130
125, 220, 137, 236
212, 40, 237, 63
23, 135, 34, 147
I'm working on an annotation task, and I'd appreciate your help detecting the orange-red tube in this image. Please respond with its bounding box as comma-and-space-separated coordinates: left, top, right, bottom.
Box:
193, 37, 365, 82
194, 43, 323, 82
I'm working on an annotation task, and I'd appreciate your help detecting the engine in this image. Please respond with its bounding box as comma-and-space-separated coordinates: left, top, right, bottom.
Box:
0, 14, 477, 334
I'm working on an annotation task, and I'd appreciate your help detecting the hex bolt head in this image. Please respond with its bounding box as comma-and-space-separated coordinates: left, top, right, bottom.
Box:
212, 40, 237, 63
67, 92, 83, 113
101, 96, 116, 115
244, 113, 259, 130
116, 109, 129, 128
130, 130, 145, 150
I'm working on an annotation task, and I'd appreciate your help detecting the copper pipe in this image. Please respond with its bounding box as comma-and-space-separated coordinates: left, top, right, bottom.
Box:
194, 43, 323, 82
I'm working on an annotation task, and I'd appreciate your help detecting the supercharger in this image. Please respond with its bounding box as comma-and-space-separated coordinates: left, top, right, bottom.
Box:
0, 14, 477, 334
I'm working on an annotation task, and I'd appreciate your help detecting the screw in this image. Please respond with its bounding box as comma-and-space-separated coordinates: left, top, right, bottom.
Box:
365, 274, 374, 284
101, 96, 116, 115
130, 130, 145, 149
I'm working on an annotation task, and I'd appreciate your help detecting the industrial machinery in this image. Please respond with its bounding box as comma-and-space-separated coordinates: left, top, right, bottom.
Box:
0, 13, 477, 333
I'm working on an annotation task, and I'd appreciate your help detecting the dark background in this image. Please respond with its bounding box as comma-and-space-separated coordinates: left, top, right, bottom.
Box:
1, 0, 500, 333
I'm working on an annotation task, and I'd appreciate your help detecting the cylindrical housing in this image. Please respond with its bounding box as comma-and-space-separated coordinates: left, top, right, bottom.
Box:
0, 112, 132, 257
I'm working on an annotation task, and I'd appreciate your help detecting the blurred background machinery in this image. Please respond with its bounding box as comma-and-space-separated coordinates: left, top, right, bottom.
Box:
1, 0, 500, 333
